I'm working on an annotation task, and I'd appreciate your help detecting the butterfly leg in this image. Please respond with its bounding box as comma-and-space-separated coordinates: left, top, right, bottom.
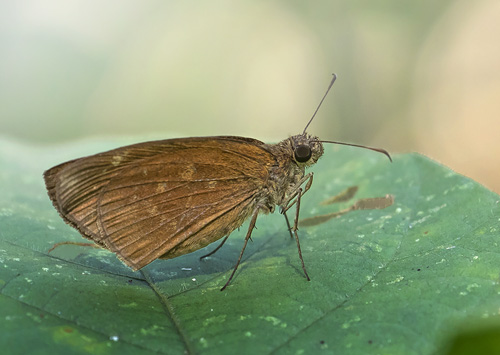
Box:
283, 212, 294, 239
280, 172, 314, 214
221, 207, 260, 291
291, 188, 311, 281
200, 235, 229, 260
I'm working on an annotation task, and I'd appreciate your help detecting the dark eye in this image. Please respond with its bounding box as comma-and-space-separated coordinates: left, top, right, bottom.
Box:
294, 145, 312, 163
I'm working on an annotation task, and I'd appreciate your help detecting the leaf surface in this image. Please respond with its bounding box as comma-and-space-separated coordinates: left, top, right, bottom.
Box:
1, 138, 499, 354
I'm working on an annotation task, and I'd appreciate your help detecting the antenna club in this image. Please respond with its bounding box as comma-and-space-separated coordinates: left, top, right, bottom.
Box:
320, 140, 392, 162
302, 74, 338, 134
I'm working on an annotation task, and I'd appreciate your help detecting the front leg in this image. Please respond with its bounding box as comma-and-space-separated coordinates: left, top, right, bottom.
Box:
289, 187, 311, 281
283, 211, 294, 239
280, 172, 314, 214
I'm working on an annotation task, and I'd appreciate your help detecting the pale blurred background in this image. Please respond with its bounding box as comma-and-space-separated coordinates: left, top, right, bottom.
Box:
1, 0, 499, 193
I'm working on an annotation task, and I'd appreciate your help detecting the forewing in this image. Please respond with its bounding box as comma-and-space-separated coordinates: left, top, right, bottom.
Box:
44, 137, 275, 269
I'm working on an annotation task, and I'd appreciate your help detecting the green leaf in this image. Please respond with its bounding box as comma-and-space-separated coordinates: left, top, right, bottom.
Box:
1, 138, 499, 354
443, 323, 500, 355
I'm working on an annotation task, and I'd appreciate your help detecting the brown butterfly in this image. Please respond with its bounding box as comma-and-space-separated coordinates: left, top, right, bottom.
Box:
44, 74, 391, 290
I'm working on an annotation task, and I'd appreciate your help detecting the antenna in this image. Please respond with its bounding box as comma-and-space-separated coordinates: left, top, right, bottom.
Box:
320, 140, 392, 162
303, 73, 337, 134
304, 73, 392, 162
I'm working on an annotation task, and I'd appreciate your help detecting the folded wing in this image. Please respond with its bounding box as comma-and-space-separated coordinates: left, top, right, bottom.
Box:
44, 137, 275, 269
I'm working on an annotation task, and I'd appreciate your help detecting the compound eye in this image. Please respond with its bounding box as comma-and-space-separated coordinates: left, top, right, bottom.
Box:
294, 145, 312, 163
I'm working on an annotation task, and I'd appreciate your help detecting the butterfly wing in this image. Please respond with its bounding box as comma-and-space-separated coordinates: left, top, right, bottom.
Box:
44, 137, 276, 270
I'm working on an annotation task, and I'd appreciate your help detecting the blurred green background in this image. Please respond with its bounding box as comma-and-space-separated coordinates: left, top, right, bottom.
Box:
1, 0, 499, 193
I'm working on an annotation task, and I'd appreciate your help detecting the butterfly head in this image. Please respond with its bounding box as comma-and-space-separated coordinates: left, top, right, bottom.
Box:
290, 133, 324, 167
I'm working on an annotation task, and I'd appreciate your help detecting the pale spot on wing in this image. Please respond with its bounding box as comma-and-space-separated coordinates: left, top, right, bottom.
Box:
148, 205, 158, 216
208, 181, 217, 189
181, 165, 196, 179
112, 155, 123, 166
167, 221, 177, 230
156, 182, 167, 193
